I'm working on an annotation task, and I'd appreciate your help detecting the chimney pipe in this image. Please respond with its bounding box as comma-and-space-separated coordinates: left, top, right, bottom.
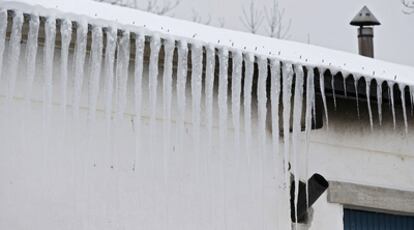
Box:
350, 6, 381, 58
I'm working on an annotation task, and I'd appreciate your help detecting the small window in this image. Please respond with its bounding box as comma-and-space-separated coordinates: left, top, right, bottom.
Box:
344, 209, 414, 230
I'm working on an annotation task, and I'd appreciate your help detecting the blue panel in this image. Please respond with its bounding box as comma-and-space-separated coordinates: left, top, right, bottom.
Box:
344, 209, 414, 230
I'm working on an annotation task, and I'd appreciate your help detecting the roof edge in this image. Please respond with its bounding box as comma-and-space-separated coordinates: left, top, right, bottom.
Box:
1, 0, 413, 86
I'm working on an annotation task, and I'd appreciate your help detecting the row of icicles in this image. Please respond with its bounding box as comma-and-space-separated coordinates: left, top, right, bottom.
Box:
0, 9, 412, 229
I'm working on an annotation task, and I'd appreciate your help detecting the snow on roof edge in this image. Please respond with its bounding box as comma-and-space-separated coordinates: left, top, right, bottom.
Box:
1, 0, 414, 86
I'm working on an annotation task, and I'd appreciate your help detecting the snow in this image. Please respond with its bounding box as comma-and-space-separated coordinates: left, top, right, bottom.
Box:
1, 0, 414, 87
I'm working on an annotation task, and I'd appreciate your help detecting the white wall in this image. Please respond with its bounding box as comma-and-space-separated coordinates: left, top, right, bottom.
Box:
0, 40, 413, 230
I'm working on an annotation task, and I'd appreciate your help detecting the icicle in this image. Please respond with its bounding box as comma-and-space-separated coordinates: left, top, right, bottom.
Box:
282, 62, 293, 186
176, 40, 188, 151
365, 78, 373, 131
60, 19, 72, 114
162, 38, 175, 176
351, 76, 360, 118
331, 73, 337, 110
343, 75, 348, 97
270, 59, 281, 156
88, 26, 103, 121
0, 10, 7, 81
162, 38, 175, 128
43, 16, 56, 122
115, 31, 130, 121
410, 86, 414, 116
103, 27, 117, 126
191, 43, 203, 145
6, 11, 23, 101
231, 50, 243, 150
354, 76, 361, 119
133, 32, 145, 168
318, 69, 329, 127
304, 67, 315, 207
205, 45, 215, 147
148, 35, 161, 130
72, 20, 88, 117
243, 53, 254, 163
257, 57, 268, 150
292, 65, 304, 225
399, 84, 408, 134
218, 48, 229, 145
377, 80, 383, 126
388, 81, 396, 130
24, 15, 40, 104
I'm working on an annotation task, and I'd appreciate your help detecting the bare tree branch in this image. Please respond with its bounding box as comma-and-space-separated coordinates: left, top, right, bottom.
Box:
239, 0, 264, 34
191, 8, 212, 25
402, 0, 414, 14
264, 0, 291, 39
217, 17, 225, 28
95, 0, 181, 15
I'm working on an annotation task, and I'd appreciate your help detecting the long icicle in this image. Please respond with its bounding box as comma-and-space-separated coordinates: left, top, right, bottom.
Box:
88, 26, 103, 122
103, 27, 117, 130
6, 11, 23, 102
0, 9, 7, 81
354, 76, 361, 119
365, 78, 373, 131
319, 68, 329, 127
72, 20, 88, 118
190, 43, 203, 157
148, 35, 161, 139
410, 85, 414, 116
258, 57, 268, 149
176, 40, 188, 154
304, 67, 315, 208
115, 31, 130, 121
231, 50, 243, 153
218, 48, 229, 149
205, 45, 215, 150
270, 59, 281, 158
60, 19, 72, 117
388, 81, 397, 129
282, 62, 293, 187
24, 15, 40, 105
162, 37, 175, 179
343, 75, 348, 97
331, 73, 337, 110
292, 65, 304, 226
399, 84, 408, 134
43, 16, 56, 128
377, 80, 383, 126
243, 53, 254, 164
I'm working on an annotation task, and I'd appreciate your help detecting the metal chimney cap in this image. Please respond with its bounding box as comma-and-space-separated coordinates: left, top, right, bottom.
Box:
350, 6, 381, 26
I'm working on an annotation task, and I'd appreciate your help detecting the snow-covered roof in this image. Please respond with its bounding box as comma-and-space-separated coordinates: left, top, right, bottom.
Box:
1, 0, 414, 86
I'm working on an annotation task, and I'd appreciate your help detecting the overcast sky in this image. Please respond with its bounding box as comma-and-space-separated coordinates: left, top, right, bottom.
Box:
170, 0, 414, 67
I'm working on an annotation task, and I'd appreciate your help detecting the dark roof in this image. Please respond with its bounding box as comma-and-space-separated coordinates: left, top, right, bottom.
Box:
350, 6, 381, 26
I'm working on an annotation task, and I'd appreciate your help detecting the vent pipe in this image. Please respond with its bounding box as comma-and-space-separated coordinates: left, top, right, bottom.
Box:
350, 6, 381, 58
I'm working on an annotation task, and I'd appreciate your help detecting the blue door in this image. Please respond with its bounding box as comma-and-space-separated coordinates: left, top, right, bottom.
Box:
344, 209, 414, 230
